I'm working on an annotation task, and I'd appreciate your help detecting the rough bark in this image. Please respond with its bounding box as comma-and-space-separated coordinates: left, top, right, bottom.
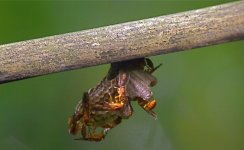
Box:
0, 1, 244, 84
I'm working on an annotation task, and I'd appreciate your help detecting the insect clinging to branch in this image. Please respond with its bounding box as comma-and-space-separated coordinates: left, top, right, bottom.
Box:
68, 58, 161, 141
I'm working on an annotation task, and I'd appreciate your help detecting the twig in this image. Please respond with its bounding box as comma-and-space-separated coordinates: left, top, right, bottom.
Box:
0, 1, 244, 84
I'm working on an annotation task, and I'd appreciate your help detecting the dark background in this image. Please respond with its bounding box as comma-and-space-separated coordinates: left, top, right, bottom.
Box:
0, 1, 243, 150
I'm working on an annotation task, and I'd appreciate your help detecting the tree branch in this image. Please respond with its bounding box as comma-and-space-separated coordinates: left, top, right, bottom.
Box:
0, 1, 244, 84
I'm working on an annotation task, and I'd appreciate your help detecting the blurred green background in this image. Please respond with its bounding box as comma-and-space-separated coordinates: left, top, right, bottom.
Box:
0, 0, 243, 150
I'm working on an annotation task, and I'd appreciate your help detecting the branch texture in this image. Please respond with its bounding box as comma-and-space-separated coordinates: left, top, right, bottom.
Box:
0, 1, 244, 84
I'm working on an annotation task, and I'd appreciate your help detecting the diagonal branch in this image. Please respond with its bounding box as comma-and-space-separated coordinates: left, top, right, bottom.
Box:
0, 1, 244, 84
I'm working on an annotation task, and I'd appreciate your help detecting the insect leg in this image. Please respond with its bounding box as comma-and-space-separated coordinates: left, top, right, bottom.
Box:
73, 124, 87, 140
137, 97, 157, 120
145, 58, 162, 74
149, 63, 162, 74
145, 58, 154, 70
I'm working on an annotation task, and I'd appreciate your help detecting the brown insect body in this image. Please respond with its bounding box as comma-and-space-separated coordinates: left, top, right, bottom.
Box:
122, 58, 160, 119
68, 75, 132, 141
68, 58, 161, 141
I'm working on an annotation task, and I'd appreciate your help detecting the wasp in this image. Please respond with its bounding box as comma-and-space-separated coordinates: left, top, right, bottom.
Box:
68, 58, 161, 141
116, 58, 161, 119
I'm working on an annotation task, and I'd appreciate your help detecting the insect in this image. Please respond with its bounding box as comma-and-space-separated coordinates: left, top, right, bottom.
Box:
119, 58, 161, 119
68, 58, 161, 141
